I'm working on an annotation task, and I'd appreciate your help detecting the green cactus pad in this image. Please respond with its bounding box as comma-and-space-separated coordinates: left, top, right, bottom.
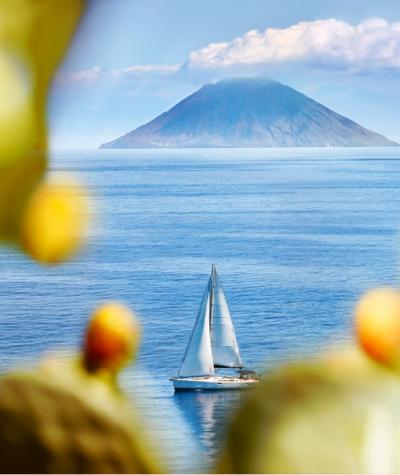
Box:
219, 348, 400, 473
0, 372, 161, 473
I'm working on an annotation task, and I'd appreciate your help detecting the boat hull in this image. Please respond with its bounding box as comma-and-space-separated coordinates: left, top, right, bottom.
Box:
171, 376, 258, 391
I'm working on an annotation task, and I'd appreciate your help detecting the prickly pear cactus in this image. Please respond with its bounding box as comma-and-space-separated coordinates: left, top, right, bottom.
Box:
219, 349, 400, 473
0, 302, 162, 474
0, 372, 160, 474
0, 0, 89, 264
219, 286, 400, 474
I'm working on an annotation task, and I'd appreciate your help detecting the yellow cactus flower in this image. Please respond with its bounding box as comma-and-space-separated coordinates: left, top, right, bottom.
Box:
20, 178, 90, 264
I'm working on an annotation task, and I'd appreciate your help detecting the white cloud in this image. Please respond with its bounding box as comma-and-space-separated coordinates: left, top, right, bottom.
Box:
111, 63, 181, 77
64, 65, 104, 83
56, 63, 181, 85
126, 64, 181, 73
188, 17, 400, 71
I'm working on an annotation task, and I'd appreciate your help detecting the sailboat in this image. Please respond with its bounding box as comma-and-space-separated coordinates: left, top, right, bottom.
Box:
171, 265, 259, 390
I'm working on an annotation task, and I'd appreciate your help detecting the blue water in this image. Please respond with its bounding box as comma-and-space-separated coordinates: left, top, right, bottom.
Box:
2, 147, 400, 471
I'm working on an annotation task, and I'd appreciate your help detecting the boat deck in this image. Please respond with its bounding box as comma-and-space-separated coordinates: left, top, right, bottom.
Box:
171, 375, 259, 390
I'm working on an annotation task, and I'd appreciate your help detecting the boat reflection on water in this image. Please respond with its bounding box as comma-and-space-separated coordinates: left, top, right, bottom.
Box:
174, 389, 246, 466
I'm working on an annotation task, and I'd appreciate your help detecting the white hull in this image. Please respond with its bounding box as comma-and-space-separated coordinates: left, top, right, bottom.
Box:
171, 376, 258, 391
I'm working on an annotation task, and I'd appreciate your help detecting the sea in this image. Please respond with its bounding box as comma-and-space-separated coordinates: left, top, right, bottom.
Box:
1, 147, 400, 472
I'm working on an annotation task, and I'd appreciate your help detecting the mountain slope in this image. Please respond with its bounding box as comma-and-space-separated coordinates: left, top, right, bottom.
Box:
101, 78, 397, 148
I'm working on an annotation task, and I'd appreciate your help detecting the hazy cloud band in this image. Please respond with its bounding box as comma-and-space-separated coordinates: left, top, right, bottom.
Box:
58, 16, 400, 86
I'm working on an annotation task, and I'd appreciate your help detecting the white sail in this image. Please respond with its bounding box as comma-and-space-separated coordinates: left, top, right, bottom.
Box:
177, 279, 215, 378
210, 267, 243, 368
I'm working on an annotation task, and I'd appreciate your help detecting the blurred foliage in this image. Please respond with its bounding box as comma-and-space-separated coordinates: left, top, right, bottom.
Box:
1, 2, 400, 474
219, 288, 400, 474
0, 3, 164, 473
219, 348, 400, 473
0, 302, 163, 473
0, 0, 88, 263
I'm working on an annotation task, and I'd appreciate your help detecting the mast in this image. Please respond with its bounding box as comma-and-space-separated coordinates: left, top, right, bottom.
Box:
209, 264, 215, 333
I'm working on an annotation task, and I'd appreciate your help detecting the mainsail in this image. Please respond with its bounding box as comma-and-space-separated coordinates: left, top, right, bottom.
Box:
177, 265, 242, 378
210, 266, 243, 368
177, 279, 215, 378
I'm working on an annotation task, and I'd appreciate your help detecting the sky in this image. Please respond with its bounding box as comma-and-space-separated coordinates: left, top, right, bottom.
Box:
49, 0, 400, 149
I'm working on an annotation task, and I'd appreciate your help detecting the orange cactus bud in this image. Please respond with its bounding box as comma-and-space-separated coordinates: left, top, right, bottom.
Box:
84, 302, 140, 373
355, 287, 400, 366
